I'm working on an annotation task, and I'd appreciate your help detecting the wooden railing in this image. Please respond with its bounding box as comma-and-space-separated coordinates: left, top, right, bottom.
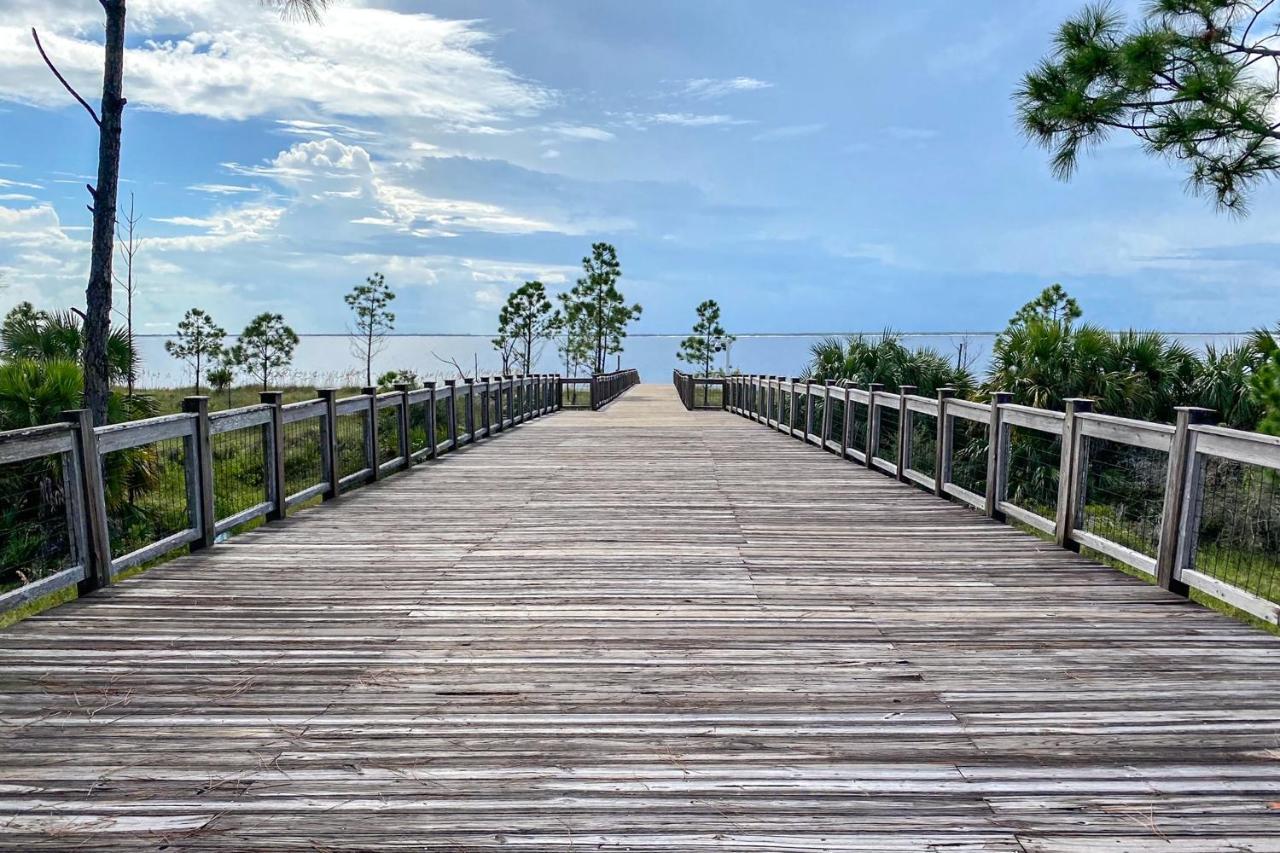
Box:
673, 370, 725, 410
560, 369, 641, 411
727, 374, 1280, 626
0, 374, 562, 616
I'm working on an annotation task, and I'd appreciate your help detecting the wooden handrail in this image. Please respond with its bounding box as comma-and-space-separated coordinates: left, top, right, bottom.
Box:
0, 375, 566, 618
728, 374, 1280, 627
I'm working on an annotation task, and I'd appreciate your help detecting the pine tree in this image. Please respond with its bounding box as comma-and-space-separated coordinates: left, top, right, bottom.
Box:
164, 308, 226, 395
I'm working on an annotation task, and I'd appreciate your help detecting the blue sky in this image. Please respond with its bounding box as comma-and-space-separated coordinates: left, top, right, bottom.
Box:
0, 0, 1277, 337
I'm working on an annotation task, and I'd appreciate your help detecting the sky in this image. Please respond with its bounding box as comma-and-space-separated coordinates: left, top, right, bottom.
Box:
0, 0, 1278, 338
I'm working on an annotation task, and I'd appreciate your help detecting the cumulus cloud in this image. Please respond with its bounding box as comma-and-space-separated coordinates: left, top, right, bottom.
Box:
0, 1, 550, 125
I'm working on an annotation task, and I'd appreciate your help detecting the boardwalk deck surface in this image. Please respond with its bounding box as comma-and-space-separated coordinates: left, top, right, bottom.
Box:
2, 384, 1280, 850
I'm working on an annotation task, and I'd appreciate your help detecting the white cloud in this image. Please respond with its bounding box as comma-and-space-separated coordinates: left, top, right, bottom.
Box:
622, 112, 753, 129
542, 123, 615, 142
753, 123, 825, 142
187, 183, 260, 196
0, 2, 551, 125
682, 77, 772, 99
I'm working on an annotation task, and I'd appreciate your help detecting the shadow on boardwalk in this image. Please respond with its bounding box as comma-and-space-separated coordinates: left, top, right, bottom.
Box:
1, 384, 1279, 850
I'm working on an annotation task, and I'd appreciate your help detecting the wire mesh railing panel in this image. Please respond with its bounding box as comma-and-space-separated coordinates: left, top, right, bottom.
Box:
490, 387, 502, 427
378, 405, 402, 466
0, 456, 73, 594
810, 394, 824, 436
848, 401, 869, 453
470, 391, 484, 435
335, 412, 369, 479
1191, 457, 1280, 603
949, 417, 989, 498
909, 413, 937, 479
828, 397, 846, 447
102, 437, 193, 560
408, 401, 432, 455
875, 407, 899, 464
283, 415, 325, 499
211, 425, 269, 525
435, 397, 452, 445
1079, 437, 1168, 560
793, 391, 807, 431
1005, 425, 1061, 523
779, 390, 791, 428
514, 384, 523, 419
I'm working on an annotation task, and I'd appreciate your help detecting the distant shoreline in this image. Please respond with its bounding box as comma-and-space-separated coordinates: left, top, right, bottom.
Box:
131, 330, 1261, 338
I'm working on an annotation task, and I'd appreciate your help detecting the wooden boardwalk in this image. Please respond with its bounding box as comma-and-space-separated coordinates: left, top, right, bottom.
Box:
3, 383, 1280, 850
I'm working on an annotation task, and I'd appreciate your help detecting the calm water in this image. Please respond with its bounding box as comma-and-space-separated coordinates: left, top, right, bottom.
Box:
133, 332, 1251, 389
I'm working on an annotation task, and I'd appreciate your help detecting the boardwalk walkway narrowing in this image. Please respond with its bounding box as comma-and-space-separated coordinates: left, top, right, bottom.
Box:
2, 384, 1280, 850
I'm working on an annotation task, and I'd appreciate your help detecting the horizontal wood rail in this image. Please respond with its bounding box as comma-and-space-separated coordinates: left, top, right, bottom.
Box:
0, 374, 563, 616
726, 373, 1280, 627
559, 369, 641, 411
672, 369, 725, 410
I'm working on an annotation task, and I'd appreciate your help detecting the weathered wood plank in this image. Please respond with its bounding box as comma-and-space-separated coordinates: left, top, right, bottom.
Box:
1, 384, 1278, 849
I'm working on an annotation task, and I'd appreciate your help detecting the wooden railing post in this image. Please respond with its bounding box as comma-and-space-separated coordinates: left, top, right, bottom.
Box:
1156, 406, 1217, 595
1055, 398, 1094, 549
61, 409, 112, 593
840, 382, 853, 459
865, 383, 884, 468
464, 378, 477, 439
934, 388, 956, 497
789, 378, 801, 435
985, 391, 1013, 520
821, 380, 836, 449
443, 379, 458, 444
182, 396, 216, 551
362, 387, 380, 480
425, 381, 438, 458
317, 389, 339, 499
394, 383, 413, 466
804, 380, 816, 444
480, 378, 492, 435
260, 391, 287, 521
896, 386, 917, 481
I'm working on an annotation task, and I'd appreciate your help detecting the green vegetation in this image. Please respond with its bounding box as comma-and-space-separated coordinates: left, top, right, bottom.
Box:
494, 281, 562, 375
230, 313, 300, 391
808, 331, 976, 397
1018, 1, 1280, 214
559, 243, 642, 374
678, 299, 735, 378
346, 272, 395, 387
164, 308, 226, 396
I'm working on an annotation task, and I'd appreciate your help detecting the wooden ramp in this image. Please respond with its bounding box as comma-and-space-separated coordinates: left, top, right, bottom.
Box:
3, 383, 1280, 850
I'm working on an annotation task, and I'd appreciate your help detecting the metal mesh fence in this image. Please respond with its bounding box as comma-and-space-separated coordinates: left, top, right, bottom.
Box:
949, 417, 989, 499
1005, 426, 1060, 522
435, 396, 452, 444
0, 456, 72, 592
848, 401, 869, 454
1191, 457, 1280, 603
378, 405, 401, 466
408, 401, 432, 455
211, 424, 268, 524
335, 411, 369, 479
828, 397, 845, 447
103, 437, 192, 559
909, 413, 937, 479
283, 415, 325, 499
490, 386, 503, 428
1079, 437, 1168, 559
875, 406, 899, 464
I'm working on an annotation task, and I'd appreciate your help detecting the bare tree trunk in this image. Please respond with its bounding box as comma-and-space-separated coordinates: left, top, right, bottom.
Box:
85, 0, 127, 426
